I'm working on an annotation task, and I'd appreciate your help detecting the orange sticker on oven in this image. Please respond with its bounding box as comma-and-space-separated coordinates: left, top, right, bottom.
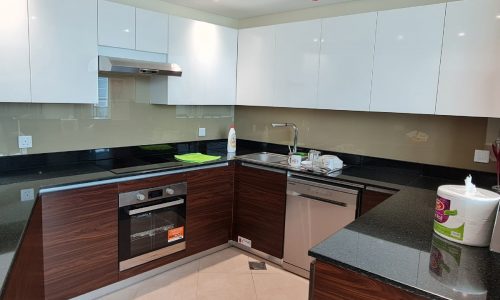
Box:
168, 226, 184, 242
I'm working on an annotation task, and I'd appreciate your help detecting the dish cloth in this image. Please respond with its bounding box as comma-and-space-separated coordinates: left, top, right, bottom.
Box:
174, 153, 221, 163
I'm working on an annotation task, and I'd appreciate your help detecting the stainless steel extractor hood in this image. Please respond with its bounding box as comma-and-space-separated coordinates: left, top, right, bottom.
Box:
98, 56, 182, 77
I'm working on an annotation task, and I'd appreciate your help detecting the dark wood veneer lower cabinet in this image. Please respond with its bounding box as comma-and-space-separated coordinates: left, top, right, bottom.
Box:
186, 164, 234, 256
41, 184, 119, 300
2, 199, 44, 300
359, 187, 397, 216
234, 163, 287, 258
310, 260, 426, 300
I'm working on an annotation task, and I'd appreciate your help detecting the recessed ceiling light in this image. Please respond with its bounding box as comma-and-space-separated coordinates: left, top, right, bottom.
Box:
458, 32, 466, 37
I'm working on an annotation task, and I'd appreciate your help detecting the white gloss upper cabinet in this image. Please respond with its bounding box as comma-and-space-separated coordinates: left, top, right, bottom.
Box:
236, 26, 275, 106
0, 0, 31, 102
274, 20, 322, 108
370, 4, 446, 114
436, 0, 500, 118
317, 13, 377, 111
98, 0, 135, 49
29, 0, 98, 104
136, 8, 169, 53
168, 16, 237, 105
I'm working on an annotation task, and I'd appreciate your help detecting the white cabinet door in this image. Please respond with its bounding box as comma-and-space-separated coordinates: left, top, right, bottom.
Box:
436, 0, 500, 118
29, 0, 98, 104
236, 26, 275, 106
0, 0, 31, 102
98, 0, 135, 49
317, 13, 377, 111
370, 4, 445, 114
136, 8, 169, 54
274, 20, 322, 108
168, 16, 237, 105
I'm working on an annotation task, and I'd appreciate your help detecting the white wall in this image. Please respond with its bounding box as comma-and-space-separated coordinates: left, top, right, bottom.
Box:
108, 0, 239, 28
238, 0, 456, 28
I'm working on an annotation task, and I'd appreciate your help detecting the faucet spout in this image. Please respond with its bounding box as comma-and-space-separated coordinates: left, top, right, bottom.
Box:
271, 123, 299, 154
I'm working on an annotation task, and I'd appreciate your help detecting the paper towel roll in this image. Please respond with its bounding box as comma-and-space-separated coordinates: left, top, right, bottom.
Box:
434, 177, 500, 247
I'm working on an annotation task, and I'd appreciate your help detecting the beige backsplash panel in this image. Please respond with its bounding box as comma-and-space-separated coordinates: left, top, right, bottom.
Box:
235, 106, 498, 172
0, 77, 233, 156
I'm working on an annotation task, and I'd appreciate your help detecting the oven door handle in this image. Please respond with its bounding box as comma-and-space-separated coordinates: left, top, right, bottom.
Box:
128, 198, 184, 216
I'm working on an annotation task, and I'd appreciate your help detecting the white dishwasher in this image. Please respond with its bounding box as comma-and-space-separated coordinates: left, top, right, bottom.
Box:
283, 173, 360, 278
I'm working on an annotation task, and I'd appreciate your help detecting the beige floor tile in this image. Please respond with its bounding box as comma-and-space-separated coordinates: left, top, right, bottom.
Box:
198, 248, 251, 274
134, 273, 198, 300
98, 285, 138, 300
197, 273, 257, 300
252, 273, 309, 300
134, 261, 199, 300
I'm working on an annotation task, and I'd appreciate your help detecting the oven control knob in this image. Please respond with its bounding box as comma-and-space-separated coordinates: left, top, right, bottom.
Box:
136, 193, 146, 201
165, 188, 175, 195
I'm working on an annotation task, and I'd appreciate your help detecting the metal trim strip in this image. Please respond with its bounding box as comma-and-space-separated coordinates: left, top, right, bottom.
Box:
240, 162, 287, 174
288, 172, 365, 189
287, 176, 360, 195
128, 199, 184, 215
119, 241, 186, 271
39, 162, 229, 194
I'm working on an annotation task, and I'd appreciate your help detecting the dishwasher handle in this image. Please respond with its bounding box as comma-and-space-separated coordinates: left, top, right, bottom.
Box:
287, 191, 349, 207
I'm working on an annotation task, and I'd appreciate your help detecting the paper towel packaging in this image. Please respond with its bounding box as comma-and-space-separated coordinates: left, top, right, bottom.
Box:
319, 155, 343, 171
434, 176, 500, 247
429, 234, 487, 299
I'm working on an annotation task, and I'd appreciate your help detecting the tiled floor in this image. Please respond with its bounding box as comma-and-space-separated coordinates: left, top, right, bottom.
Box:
99, 247, 309, 300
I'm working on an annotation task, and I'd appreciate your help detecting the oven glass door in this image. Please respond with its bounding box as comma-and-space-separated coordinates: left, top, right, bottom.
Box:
119, 197, 186, 262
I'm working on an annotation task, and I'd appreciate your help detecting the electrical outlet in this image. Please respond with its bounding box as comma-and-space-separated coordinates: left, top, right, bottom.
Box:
20, 188, 35, 202
198, 128, 206, 137
237, 236, 252, 248
474, 149, 490, 163
18, 135, 32, 149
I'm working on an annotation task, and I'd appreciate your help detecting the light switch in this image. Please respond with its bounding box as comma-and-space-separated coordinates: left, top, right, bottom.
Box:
474, 149, 490, 163
198, 128, 206, 137
18, 136, 32, 149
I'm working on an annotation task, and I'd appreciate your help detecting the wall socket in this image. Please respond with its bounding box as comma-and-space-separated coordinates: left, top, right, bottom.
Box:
474, 149, 490, 163
198, 128, 206, 137
18, 135, 33, 149
20, 188, 35, 201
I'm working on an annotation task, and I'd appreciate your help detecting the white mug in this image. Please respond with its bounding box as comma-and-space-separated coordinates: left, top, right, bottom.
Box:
288, 155, 302, 168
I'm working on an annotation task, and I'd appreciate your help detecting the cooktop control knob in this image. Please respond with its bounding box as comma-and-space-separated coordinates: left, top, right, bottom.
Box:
165, 188, 175, 195
136, 193, 146, 201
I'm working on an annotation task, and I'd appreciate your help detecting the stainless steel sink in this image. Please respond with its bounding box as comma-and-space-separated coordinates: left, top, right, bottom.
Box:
238, 152, 288, 164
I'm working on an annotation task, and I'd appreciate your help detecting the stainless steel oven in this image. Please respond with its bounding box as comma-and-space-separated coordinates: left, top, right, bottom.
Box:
118, 182, 187, 271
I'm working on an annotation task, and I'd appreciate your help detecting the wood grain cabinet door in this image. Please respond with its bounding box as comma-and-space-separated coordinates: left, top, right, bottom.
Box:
311, 261, 426, 300
234, 164, 287, 258
186, 165, 234, 256
41, 184, 119, 300
359, 187, 397, 217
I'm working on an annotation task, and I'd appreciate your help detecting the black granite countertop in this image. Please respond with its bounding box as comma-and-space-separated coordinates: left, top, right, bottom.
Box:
309, 185, 500, 300
0, 139, 497, 298
0, 140, 234, 291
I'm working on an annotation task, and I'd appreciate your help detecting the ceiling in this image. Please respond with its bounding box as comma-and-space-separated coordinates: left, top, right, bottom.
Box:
160, 0, 355, 19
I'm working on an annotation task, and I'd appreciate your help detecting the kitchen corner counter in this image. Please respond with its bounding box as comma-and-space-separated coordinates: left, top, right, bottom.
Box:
0, 146, 233, 294
1, 139, 498, 298
309, 185, 500, 299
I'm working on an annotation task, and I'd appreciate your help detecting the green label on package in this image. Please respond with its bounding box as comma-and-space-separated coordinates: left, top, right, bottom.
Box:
434, 221, 465, 241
